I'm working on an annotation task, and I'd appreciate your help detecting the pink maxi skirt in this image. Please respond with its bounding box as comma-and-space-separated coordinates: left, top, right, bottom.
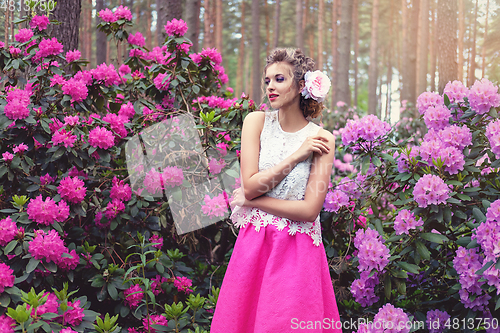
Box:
211, 223, 342, 332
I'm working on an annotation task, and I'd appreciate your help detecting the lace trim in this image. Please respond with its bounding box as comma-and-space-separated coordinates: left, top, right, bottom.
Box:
231, 206, 322, 247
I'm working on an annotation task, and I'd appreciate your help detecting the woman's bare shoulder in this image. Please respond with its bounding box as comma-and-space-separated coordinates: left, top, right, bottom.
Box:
243, 111, 266, 131
317, 127, 335, 142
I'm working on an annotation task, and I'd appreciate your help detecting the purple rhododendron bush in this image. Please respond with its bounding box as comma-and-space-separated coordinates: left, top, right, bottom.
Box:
0, 8, 254, 333
320, 80, 500, 332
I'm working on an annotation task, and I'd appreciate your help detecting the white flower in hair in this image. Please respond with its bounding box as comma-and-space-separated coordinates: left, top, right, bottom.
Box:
301, 70, 331, 103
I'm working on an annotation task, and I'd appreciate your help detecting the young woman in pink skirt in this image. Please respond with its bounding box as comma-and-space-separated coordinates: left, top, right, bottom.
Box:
211, 48, 342, 332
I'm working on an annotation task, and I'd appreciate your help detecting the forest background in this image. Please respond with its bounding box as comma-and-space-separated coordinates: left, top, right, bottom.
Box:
2, 0, 499, 121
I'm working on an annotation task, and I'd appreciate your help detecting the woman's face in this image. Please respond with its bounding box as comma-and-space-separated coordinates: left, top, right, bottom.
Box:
265, 62, 302, 109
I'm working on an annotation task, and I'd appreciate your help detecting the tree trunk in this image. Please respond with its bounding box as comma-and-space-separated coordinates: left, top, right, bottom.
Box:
237, 1, 246, 97
185, 0, 201, 52
458, 0, 464, 82
273, 0, 281, 49
330, 0, 338, 107
146, 0, 152, 49
386, 0, 394, 120
203, 0, 214, 48
437, 0, 458, 93
407, 0, 419, 105
337, 0, 352, 105
166, 0, 182, 21
51, 0, 82, 56
295, 0, 303, 50
252, 0, 261, 104
430, 0, 437, 91
481, 0, 489, 78
215, 0, 223, 52
467, 0, 479, 87
401, 0, 409, 102
87, 0, 93, 65
264, 0, 270, 54
307, 0, 315, 60
367, 0, 379, 115
352, 0, 359, 107
416, 0, 429, 95
317, 0, 324, 70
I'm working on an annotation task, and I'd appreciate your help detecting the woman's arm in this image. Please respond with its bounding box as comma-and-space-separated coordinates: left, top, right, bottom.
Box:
240, 112, 330, 200
235, 128, 335, 222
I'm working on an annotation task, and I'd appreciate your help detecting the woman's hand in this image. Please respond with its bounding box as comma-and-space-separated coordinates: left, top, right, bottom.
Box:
230, 187, 251, 209
292, 135, 331, 162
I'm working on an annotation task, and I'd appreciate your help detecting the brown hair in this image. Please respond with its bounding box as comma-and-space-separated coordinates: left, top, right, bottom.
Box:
264, 48, 325, 119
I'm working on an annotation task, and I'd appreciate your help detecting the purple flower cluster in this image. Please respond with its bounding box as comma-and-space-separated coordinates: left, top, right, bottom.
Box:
341, 115, 391, 146
453, 247, 491, 311
350, 271, 380, 307
393, 209, 423, 235
151, 275, 168, 295
65, 50, 81, 63
102, 113, 128, 138
361, 303, 410, 333
337, 176, 364, 200
323, 190, 349, 213
423, 105, 451, 130
153, 72, 170, 91
426, 309, 450, 333
416, 92, 443, 115
194, 95, 236, 110
63, 299, 85, 326
208, 157, 226, 174
468, 78, 500, 115
486, 119, 500, 159
473, 199, 500, 262
354, 228, 390, 272
443, 80, 469, 103
413, 174, 450, 208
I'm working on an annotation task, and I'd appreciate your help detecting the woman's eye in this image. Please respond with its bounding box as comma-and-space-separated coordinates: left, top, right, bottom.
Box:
276, 77, 284, 82
264, 80, 270, 85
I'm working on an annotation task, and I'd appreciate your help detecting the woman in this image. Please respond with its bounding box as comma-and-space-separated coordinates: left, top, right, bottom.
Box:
211, 48, 342, 332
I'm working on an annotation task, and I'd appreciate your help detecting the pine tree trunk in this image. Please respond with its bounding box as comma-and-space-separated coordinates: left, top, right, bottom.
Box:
481, 0, 489, 78
437, 0, 458, 93
352, 0, 359, 107
156, 0, 166, 44
215, 0, 223, 53
252, 0, 261, 103
458, 0, 464, 82
166, 0, 182, 21
317, 0, 324, 70
401, 0, 409, 102
330, 0, 338, 107
273, 0, 281, 49
430, 0, 437, 91
386, 0, 394, 120
467, 0, 478, 86
367, 0, 379, 115
407, 0, 419, 105
264, 0, 270, 54
203, 0, 214, 48
417, 0, 429, 95
51, 0, 82, 56
337, 0, 352, 105
237, 1, 246, 97
87, 0, 93, 65
185, 0, 201, 52
295, 0, 303, 50
146, 0, 152, 49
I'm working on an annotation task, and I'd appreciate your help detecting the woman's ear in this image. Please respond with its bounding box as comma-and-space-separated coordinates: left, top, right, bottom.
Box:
298, 80, 305, 92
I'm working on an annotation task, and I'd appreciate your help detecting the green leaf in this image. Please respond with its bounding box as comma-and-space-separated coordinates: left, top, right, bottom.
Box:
457, 236, 472, 247
443, 94, 450, 106
107, 283, 118, 300
26, 258, 40, 274
384, 274, 392, 300
456, 193, 471, 201
361, 155, 371, 174
472, 207, 486, 223
415, 241, 430, 260
454, 210, 467, 220
372, 156, 382, 167
3, 240, 17, 255
224, 169, 239, 178
397, 262, 419, 274
476, 261, 494, 275
420, 232, 448, 244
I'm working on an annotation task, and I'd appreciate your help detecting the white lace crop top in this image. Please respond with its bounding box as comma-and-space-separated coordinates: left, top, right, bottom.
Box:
230, 110, 323, 246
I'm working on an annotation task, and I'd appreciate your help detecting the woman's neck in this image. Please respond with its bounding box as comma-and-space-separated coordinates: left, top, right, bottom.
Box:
278, 104, 308, 133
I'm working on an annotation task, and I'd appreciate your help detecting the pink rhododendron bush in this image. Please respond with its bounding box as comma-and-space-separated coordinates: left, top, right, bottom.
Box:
322, 80, 500, 332
0, 9, 254, 333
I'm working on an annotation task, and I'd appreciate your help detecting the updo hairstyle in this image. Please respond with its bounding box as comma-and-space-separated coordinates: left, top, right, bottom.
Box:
264, 48, 324, 119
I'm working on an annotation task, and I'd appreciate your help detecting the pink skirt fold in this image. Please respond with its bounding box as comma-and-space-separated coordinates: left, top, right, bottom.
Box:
211, 224, 342, 332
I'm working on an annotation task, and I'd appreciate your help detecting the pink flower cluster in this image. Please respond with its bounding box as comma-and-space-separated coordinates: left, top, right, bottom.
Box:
98, 6, 132, 22
110, 176, 132, 201
30, 15, 49, 30
394, 209, 423, 235
29, 230, 79, 270
426, 309, 450, 333
63, 300, 85, 326
190, 48, 223, 66
486, 119, 500, 159
341, 115, 391, 146
473, 199, 500, 262
173, 276, 193, 293
27, 195, 69, 225
36, 37, 64, 59
149, 234, 163, 249
102, 113, 128, 138
151, 275, 168, 295
52, 129, 77, 148
427, 125, 472, 151
62, 78, 88, 102
119, 102, 135, 120
58, 176, 87, 203
323, 190, 349, 213
0, 262, 15, 293
194, 95, 235, 110
91, 63, 120, 86
124, 284, 143, 308
128, 31, 145, 47
413, 174, 450, 208
367, 303, 411, 333
153, 72, 170, 91
453, 247, 491, 311
88, 126, 115, 149
143, 314, 168, 333
66, 50, 81, 63
443, 80, 469, 103
422, 104, 451, 130
354, 228, 390, 272
0, 314, 15, 333
350, 271, 379, 307
105, 199, 125, 220
201, 192, 229, 218
164, 18, 188, 37
0, 217, 18, 246
15, 28, 34, 43
208, 157, 226, 174
4, 87, 31, 120
416, 92, 443, 115
337, 175, 364, 200
468, 78, 500, 115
